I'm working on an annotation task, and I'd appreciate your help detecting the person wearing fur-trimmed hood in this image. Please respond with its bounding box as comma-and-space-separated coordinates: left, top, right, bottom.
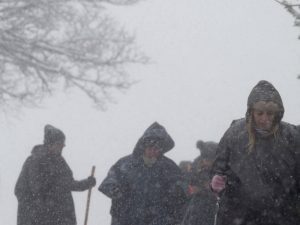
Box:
99, 122, 187, 225
211, 80, 300, 225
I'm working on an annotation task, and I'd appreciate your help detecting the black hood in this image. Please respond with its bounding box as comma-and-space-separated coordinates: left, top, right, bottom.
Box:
246, 80, 284, 122
44, 124, 65, 146
132, 122, 175, 157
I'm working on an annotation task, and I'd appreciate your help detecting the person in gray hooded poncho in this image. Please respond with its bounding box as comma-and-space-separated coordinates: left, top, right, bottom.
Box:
211, 80, 300, 225
99, 122, 187, 225
15, 125, 96, 225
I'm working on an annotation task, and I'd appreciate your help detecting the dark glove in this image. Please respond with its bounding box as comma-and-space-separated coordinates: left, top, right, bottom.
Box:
87, 176, 96, 187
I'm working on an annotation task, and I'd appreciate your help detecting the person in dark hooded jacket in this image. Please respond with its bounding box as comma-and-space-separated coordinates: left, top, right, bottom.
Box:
15, 124, 96, 225
211, 80, 300, 225
99, 122, 187, 225
191, 140, 218, 188
178, 161, 193, 178
182, 140, 218, 225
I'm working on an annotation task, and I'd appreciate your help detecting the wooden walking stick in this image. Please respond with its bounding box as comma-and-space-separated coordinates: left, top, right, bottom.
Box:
84, 166, 96, 225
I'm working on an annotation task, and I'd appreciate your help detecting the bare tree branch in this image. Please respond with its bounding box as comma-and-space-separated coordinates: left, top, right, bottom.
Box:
0, 0, 148, 110
274, 0, 300, 7
102, 0, 141, 5
274, 0, 300, 79
274, 0, 300, 20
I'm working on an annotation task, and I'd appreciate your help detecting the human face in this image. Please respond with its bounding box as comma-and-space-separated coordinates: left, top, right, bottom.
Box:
144, 146, 162, 159
252, 101, 278, 131
199, 159, 213, 169
48, 140, 65, 155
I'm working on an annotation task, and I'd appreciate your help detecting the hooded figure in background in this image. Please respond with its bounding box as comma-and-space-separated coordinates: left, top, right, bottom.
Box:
99, 122, 187, 225
192, 140, 218, 183
211, 80, 300, 225
15, 125, 96, 225
179, 161, 193, 175
182, 140, 218, 225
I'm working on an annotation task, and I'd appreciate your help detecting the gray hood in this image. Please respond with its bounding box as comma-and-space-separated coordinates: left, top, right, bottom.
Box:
133, 122, 175, 157
246, 80, 284, 123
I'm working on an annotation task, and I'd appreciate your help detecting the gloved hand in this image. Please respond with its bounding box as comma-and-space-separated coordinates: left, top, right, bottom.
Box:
211, 174, 226, 194
87, 176, 96, 187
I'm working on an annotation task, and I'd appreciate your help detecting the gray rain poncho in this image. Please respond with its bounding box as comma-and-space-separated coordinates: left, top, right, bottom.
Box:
212, 80, 300, 225
99, 122, 187, 225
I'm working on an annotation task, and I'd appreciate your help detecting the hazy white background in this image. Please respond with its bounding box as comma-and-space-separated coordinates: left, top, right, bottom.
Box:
1, 0, 300, 224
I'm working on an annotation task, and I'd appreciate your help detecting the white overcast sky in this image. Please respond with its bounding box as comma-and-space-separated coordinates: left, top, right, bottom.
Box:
1, 0, 300, 224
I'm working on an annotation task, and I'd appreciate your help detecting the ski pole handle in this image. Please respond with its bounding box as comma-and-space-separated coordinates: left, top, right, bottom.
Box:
84, 166, 96, 225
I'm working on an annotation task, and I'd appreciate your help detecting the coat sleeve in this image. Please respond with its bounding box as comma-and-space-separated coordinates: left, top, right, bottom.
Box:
98, 158, 129, 199
58, 158, 93, 192
70, 178, 92, 191
212, 127, 232, 176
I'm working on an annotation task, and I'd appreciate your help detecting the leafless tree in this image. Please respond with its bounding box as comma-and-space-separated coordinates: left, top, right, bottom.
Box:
0, 0, 148, 110
275, 1, 300, 35
274, 0, 300, 79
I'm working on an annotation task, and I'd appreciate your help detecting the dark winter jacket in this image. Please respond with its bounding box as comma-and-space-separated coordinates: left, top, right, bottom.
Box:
182, 188, 216, 225
182, 141, 218, 225
182, 168, 216, 225
99, 122, 187, 225
212, 81, 300, 225
15, 145, 92, 225
190, 140, 218, 187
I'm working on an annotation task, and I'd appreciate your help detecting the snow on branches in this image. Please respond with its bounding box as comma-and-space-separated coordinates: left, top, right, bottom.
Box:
0, 0, 147, 110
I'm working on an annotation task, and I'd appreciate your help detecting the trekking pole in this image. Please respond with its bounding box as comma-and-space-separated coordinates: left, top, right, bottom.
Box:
213, 187, 225, 225
213, 196, 221, 225
84, 166, 96, 225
